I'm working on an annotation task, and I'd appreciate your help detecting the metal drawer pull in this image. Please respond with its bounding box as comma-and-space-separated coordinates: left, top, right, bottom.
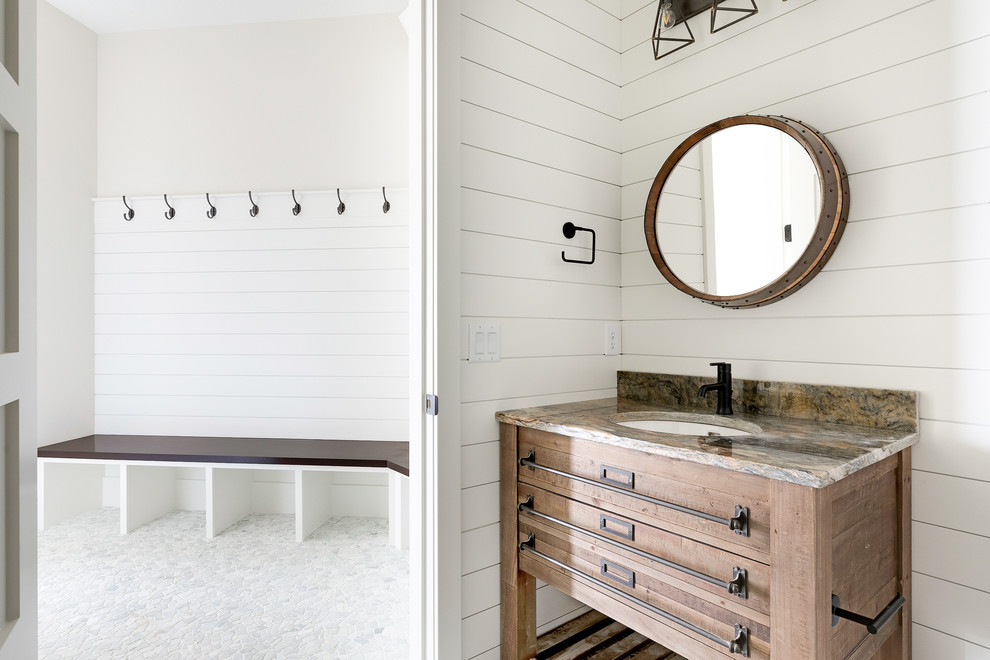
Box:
520, 534, 750, 657
520, 450, 750, 537
519, 496, 747, 599
831, 593, 905, 634
600, 559, 635, 588
600, 513, 634, 541
600, 464, 634, 488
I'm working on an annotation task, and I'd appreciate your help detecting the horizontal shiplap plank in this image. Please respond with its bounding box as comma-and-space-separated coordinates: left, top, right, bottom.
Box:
461, 102, 621, 185
912, 420, 990, 484
96, 354, 408, 378
460, 388, 617, 447
461, 564, 500, 618
95, 291, 408, 315
460, 59, 619, 153
913, 572, 990, 650
95, 226, 406, 254
95, 269, 407, 294
95, 334, 408, 357
914, 521, 990, 594
461, 145, 621, 220
461, 232, 619, 287
96, 248, 409, 274
461, 187, 620, 253
461, 14, 620, 118
95, 312, 409, 335
462, 606, 499, 660
462, 523, 501, 576
914, 471, 990, 537
462, 274, 620, 320
913, 623, 990, 659
461, 355, 617, 403
461, 441, 500, 489
621, 259, 990, 318
520, 0, 621, 51
622, 315, 990, 371
95, 375, 408, 399
94, 395, 407, 420
462, 482, 500, 533
462, 0, 619, 83
93, 415, 407, 442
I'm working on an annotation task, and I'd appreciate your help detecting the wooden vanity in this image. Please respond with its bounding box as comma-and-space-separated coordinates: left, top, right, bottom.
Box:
498, 377, 917, 660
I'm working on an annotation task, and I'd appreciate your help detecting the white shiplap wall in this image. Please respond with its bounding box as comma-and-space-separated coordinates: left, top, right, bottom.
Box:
94, 188, 409, 443
620, 0, 990, 657
458, 0, 623, 657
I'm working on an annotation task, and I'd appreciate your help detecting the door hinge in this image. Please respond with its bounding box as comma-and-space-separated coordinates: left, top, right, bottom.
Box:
425, 394, 439, 416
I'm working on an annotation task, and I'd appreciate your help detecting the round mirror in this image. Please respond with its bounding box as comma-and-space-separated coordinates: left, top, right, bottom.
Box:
644, 115, 849, 308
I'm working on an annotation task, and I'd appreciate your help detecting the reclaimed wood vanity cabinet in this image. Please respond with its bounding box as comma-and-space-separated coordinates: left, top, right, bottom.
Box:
499, 392, 915, 660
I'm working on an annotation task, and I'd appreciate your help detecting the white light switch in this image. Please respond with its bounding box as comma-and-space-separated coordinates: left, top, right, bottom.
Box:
468, 323, 501, 362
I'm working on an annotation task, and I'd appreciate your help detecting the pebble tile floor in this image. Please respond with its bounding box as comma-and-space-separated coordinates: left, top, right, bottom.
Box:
39, 508, 409, 659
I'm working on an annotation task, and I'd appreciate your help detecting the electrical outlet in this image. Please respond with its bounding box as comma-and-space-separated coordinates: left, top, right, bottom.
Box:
605, 324, 620, 356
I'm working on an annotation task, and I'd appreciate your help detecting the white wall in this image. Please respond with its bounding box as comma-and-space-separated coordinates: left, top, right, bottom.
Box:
457, 0, 623, 657
620, 0, 990, 656
36, 1, 96, 446
96, 15, 408, 196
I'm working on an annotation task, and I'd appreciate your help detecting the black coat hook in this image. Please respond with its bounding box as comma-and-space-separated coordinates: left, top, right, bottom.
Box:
336, 188, 345, 215
382, 186, 391, 214
122, 196, 135, 221
291, 189, 302, 216
164, 194, 175, 220
206, 193, 217, 219
248, 191, 259, 217
561, 222, 596, 265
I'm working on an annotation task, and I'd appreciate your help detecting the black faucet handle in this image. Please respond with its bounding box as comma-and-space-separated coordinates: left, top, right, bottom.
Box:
710, 361, 729, 367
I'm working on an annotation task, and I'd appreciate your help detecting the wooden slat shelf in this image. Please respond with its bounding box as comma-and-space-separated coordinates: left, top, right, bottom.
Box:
538, 611, 687, 660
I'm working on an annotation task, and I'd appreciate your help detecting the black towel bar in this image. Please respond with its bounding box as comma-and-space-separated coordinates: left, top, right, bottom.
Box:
831, 593, 904, 634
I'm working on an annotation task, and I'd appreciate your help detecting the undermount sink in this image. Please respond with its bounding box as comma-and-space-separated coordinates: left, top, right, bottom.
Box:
608, 413, 760, 437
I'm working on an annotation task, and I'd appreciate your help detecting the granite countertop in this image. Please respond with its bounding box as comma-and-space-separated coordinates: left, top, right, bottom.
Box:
496, 391, 919, 488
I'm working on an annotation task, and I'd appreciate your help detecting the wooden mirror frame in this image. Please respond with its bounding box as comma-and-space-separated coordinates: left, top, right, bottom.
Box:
644, 115, 850, 308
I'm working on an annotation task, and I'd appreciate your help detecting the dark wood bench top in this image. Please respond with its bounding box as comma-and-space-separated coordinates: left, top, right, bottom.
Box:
38, 435, 409, 477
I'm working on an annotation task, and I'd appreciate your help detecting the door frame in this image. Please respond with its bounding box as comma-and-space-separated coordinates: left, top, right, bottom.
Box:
408, 0, 461, 657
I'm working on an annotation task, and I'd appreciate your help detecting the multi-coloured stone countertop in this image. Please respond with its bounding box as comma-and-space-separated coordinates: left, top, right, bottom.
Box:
496, 372, 919, 488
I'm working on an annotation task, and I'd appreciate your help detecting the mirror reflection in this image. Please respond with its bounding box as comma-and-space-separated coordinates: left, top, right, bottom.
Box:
656, 124, 822, 296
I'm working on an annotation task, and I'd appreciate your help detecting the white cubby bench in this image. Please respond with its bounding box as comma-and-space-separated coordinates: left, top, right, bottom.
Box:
38, 435, 409, 549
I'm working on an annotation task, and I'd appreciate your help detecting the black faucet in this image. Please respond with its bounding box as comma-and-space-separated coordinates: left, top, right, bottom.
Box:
698, 362, 733, 415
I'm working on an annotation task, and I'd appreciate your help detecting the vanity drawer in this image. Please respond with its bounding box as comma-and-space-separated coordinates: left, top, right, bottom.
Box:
518, 427, 771, 561
518, 518, 770, 660
517, 482, 770, 617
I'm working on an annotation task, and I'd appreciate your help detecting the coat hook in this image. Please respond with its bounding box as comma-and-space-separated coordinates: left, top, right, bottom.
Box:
248, 191, 259, 217
206, 193, 217, 219
291, 189, 302, 216
336, 188, 345, 215
122, 196, 135, 221
164, 194, 175, 220
561, 222, 596, 265
382, 186, 391, 214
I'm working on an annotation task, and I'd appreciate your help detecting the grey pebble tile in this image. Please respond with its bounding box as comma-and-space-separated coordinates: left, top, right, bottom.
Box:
40, 509, 409, 659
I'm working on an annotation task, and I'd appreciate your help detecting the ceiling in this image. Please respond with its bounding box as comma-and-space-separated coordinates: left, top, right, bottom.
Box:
46, 0, 409, 34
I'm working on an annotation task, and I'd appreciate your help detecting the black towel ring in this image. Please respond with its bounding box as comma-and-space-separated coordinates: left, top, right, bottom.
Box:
248, 191, 259, 217
382, 186, 391, 214
336, 188, 345, 215
561, 222, 596, 265
122, 196, 135, 221
291, 189, 302, 216
164, 194, 175, 220
206, 193, 217, 219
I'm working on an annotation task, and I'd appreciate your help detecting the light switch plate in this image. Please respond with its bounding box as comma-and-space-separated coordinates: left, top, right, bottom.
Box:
468, 323, 501, 362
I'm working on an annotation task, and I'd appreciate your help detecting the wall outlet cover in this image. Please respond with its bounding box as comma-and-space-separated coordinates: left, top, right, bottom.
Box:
605, 324, 620, 356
